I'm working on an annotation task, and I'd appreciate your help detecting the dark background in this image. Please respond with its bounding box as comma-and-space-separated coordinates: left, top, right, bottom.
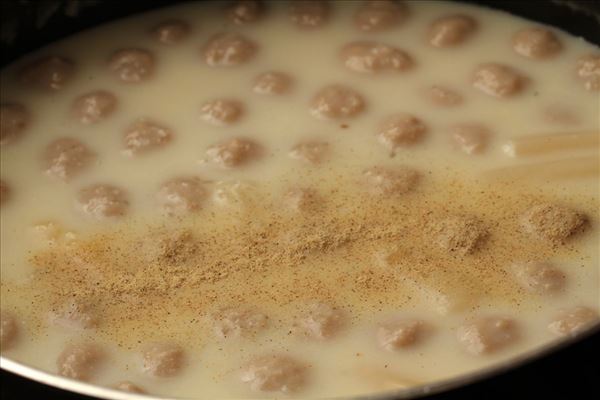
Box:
1, 0, 599, 399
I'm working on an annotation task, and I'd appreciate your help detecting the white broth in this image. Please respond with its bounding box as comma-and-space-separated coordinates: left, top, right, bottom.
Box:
1, 1, 599, 398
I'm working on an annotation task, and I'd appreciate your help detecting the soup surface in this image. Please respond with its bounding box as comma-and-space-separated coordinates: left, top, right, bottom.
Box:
1, 1, 599, 398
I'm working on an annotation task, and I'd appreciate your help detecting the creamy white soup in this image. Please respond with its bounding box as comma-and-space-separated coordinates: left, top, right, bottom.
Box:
1, 1, 599, 398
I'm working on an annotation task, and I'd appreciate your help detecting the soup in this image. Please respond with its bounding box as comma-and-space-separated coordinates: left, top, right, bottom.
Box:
1, 1, 598, 398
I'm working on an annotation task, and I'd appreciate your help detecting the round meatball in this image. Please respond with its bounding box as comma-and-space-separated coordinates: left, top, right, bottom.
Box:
575, 54, 600, 92
456, 317, 519, 355
225, 0, 265, 25
241, 354, 307, 393
152, 19, 190, 45
141, 342, 185, 377
203, 33, 257, 67
108, 49, 155, 83
49, 300, 99, 330
377, 319, 426, 351
289, 140, 330, 165
297, 302, 346, 340
284, 188, 320, 213
114, 381, 146, 393
428, 14, 477, 48
212, 307, 268, 339
450, 123, 490, 155
205, 137, 263, 168
548, 306, 599, 337
472, 63, 526, 98
353, 0, 408, 33
0, 180, 9, 206
19, 56, 74, 91
123, 119, 173, 156
362, 166, 420, 196
340, 41, 412, 74
431, 214, 488, 256
1, 311, 19, 350
1, 103, 30, 146
309, 85, 365, 120
511, 261, 566, 294
212, 180, 258, 209
57, 342, 104, 381
542, 104, 579, 126
520, 203, 587, 244
512, 27, 562, 60
76, 184, 129, 219
157, 176, 207, 214
71, 90, 117, 125
43, 138, 95, 182
377, 113, 427, 151
253, 72, 292, 95
199, 99, 244, 125
425, 85, 463, 107
289, 0, 329, 29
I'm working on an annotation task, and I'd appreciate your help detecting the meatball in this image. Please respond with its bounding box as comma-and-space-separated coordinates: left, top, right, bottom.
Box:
141, 342, 185, 377
353, 0, 408, 33
0, 311, 19, 350
57, 342, 104, 381
212, 180, 258, 209
520, 203, 587, 244
377, 319, 426, 351
456, 317, 518, 355
114, 381, 146, 393
512, 27, 562, 60
123, 119, 173, 156
76, 184, 129, 219
289, 141, 330, 165
253, 72, 292, 95
542, 104, 579, 126
377, 113, 427, 151
309, 85, 365, 120
428, 15, 477, 48
1, 103, 30, 146
212, 307, 269, 339
49, 300, 99, 330
108, 49, 155, 83
43, 138, 95, 182
203, 33, 257, 67
425, 85, 463, 107
0, 180, 9, 206
152, 19, 190, 45
297, 303, 345, 340
362, 166, 420, 196
19, 56, 74, 91
575, 54, 600, 92
431, 214, 488, 255
157, 177, 207, 215
32, 220, 77, 245
241, 354, 307, 393
284, 188, 320, 213
472, 63, 526, 98
199, 99, 244, 125
548, 306, 599, 337
71, 90, 117, 125
340, 41, 412, 74
450, 123, 490, 155
511, 261, 566, 294
289, 1, 329, 29
225, 0, 265, 25
205, 137, 263, 168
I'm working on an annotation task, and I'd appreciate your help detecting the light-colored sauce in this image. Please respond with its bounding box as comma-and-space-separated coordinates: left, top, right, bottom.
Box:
1, 1, 599, 398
